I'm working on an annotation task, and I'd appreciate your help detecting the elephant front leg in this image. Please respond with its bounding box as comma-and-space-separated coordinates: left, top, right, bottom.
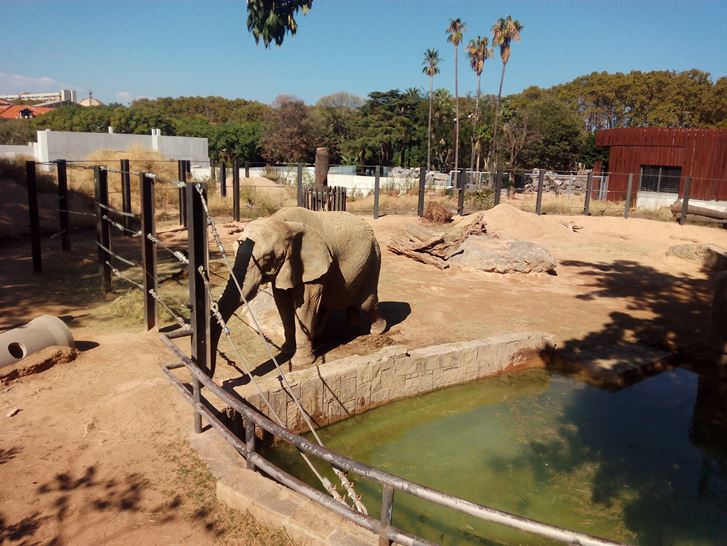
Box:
290, 284, 324, 370
273, 287, 296, 357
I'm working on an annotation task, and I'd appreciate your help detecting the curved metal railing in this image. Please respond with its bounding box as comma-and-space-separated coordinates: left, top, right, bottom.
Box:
160, 332, 628, 546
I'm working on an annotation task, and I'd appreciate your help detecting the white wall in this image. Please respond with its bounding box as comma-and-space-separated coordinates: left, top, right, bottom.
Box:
0, 144, 34, 160
1, 129, 208, 168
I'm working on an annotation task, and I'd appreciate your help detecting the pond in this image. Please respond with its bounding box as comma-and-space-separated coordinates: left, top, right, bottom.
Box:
263, 367, 727, 545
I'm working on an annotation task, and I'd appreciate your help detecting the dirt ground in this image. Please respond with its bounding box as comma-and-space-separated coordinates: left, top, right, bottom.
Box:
1, 202, 726, 545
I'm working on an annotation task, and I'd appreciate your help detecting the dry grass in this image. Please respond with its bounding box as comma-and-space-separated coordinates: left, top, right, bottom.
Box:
423, 201, 454, 223
66, 147, 182, 214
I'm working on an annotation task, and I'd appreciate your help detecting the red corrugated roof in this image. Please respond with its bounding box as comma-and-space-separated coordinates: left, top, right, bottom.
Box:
0, 104, 52, 119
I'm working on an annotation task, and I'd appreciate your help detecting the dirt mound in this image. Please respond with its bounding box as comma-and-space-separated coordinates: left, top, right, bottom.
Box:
1, 345, 77, 384
423, 202, 453, 224
479, 203, 577, 240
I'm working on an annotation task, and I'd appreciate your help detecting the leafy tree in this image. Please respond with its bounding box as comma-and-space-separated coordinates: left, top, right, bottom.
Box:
262, 95, 313, 162
246, 0, 312, 47
310, 92, 364, 163
422, 48, 441, 171
110, 104, 175, 135
466, 35, 493, 171
0, 119, 36, 145
211, 122, 263, 162
490, 15, 523, 167
446, 18, 466, 174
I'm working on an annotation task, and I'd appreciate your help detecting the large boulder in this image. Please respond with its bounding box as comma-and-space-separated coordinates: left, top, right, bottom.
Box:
666, 244, 727, 270
449, 236, 557, 274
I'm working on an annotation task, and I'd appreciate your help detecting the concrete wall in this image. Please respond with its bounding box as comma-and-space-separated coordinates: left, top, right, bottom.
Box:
0, 144, 34, 160
0, 129, 208, 168
237, 332, 552, 435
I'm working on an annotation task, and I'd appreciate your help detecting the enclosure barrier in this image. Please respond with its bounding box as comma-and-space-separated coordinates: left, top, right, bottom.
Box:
157, 183, 628, 546
303, 186, 347, 211
160, 335, 626, 546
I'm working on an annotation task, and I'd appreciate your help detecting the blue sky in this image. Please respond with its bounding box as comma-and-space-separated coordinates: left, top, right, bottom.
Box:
1, 0, 725, 106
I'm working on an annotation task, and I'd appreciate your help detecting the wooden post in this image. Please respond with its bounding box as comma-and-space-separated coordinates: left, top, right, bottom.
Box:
457, 170, 465, 216
220, 161, 227, 198
95, 166, 111, 293
379, 485, 394, 546
494, 171, 502, 206
187, 182, 210, 433
373, 166, 381, 219
679, 176, 693, 226
583, 171, 593, 216
56, 159, 71, 251
26, 161, 42, 274
232, 159, 240, 222
120, 159, 132, 236
417, 167, 426, 217
624, 173, 633, 219
296, 163, 304, 207
535, 170, 545, 215
140, 173, 157, 330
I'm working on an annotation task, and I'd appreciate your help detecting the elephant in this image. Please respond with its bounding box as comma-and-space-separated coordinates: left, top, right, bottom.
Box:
209, 207, 386, 376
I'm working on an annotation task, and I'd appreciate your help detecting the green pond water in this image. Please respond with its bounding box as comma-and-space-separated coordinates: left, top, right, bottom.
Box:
262, 368, 727, 545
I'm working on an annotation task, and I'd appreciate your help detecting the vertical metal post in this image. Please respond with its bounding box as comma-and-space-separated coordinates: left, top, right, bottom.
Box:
624, 173, 633, 219
379, 484, 394, 546
494, 171, 502, 206
178, 160, 188, 227
210, 159, 216, 181
417, 166, 426, 217
373, 165, 381, 219
120, 159, 132, 235
296, 163, 304, 207
245, 161, 250, 179
26, 161, 42, 274
535, 170, 545, 215
232, 159, 240, 222
679, 176, 692, 226
187, 182, 210, 433
245, 418, 256, 470
140, 173, 157, 330
56, 159, 70, 251
583, 171, 593, 216
220, 160, 227, 197
220, 161, 227, 198
95, 166, 111, 293
457, 170, 465, 216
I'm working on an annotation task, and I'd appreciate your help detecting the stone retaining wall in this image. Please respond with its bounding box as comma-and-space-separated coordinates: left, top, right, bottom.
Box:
236, 332, 553, 435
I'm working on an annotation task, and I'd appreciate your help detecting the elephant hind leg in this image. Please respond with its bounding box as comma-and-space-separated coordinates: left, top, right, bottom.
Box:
361, 293, 386, 335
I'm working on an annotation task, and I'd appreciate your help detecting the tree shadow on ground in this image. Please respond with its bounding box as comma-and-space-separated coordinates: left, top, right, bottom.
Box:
0, 463, 225, 546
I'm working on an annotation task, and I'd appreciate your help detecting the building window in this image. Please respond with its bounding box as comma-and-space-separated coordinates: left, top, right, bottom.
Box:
639, 165, 681, 193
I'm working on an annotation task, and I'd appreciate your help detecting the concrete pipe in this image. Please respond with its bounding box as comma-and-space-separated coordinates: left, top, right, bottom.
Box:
0, 315, 75, 369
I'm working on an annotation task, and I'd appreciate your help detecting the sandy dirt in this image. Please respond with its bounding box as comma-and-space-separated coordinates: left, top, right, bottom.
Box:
1, 203, 726, 545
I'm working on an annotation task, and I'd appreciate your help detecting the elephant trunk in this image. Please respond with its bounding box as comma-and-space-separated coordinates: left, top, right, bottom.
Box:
209, 239, 256, 377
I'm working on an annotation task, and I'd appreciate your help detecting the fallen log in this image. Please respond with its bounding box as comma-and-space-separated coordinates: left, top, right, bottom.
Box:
671, 200, 727, 221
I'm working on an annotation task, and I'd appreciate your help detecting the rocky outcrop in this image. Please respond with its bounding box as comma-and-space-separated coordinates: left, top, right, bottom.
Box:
449, 237, 558, 274
666, 243, 727, 270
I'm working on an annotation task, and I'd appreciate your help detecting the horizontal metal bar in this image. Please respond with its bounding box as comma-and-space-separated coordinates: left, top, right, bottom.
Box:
96, 242, 138, 267
97, 201, 137, 218
159, 335, 627, 546
165, 327, 193, 339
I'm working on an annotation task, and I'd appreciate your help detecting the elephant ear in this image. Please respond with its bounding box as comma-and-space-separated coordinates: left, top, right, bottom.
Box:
275, 221, 332, 290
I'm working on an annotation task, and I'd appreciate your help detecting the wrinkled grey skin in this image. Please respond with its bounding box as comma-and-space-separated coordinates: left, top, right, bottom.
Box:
210, 207, 386, 376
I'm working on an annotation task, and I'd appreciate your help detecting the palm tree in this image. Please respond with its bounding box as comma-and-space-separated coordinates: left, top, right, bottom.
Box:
466, 35, 493, 172
490, 15, 523, 169
446, 18, 466, 176
422, 48, 441, 172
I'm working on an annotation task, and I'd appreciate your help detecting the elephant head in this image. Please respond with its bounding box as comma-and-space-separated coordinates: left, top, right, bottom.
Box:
208, 216, 332, 376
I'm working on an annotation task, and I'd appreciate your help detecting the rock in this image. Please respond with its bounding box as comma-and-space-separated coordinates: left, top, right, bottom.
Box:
6, 407, 20, 418
666, 244, 727, 270
241, 287, 285, 343
449, 236, 557, 274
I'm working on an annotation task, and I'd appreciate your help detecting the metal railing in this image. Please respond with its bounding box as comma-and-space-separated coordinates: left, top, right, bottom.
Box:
160, 331, 626, 546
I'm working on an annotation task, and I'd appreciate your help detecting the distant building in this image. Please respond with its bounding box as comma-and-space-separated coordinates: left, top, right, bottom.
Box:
0, 103, 52, 119
596, 128, 727, 203
0, 89, 77, 104
77, 96, 104, 107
